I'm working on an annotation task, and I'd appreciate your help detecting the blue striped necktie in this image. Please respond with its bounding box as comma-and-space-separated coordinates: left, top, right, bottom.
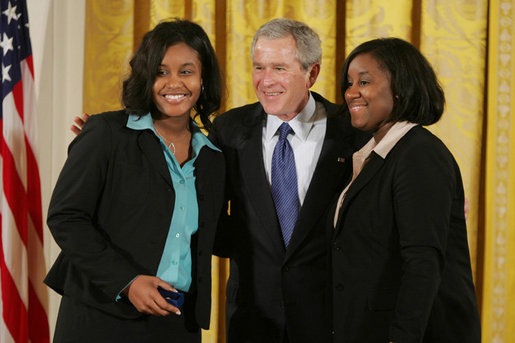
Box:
271, 122, 299, 247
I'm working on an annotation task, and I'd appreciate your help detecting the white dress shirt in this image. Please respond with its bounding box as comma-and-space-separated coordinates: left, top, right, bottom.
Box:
262, 92, 327, 206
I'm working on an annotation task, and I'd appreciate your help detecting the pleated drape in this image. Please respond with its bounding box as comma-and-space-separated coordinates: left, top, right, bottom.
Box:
420, 1, 488, 278
81, 1, 515, 342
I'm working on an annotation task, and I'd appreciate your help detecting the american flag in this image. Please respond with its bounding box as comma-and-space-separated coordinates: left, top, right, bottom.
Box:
0, 0, 49, 342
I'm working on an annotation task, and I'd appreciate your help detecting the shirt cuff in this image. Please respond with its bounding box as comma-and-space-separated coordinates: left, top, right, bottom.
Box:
115, 275, 138, 301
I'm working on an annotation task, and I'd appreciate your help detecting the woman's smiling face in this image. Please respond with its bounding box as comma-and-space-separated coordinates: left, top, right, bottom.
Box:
344, 52, 394, 136
152, 43, 202, 119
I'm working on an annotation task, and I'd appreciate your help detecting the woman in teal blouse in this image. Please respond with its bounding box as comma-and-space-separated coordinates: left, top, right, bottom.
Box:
45, 19, 225, 343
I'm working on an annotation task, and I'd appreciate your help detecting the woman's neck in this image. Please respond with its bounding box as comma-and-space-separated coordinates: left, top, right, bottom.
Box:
373, 122, 394, 144
153, 114, 193, 166
153, 114, 191, 135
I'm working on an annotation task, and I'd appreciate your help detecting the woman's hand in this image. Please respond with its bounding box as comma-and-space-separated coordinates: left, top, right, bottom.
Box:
123, 275, 182, 316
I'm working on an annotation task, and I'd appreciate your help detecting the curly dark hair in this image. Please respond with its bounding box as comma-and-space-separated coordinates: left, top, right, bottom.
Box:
341, 38, 445, 125
122, 19, 222, 132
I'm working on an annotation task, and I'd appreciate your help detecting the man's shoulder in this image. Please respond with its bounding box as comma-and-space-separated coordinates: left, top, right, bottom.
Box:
213, 101, 264, 130
311, 92, 340, 111
218, 101, 263, 119
311, 91, 333, 104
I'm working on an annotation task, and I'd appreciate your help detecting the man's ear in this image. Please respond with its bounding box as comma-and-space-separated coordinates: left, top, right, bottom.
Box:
307, 63, 321, 88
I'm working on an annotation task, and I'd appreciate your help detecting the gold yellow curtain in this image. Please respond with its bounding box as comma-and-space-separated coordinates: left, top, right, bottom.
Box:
82, 1, 515, 342
483, 1, 515, 342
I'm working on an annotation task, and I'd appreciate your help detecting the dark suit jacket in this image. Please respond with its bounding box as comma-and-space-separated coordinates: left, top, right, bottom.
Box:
212, 93, 367, 342
44, 110, 225, 330
331, 125, 481, 342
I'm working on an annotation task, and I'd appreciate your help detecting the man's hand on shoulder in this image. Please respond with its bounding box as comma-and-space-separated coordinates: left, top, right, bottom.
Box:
71, 113, 90, 135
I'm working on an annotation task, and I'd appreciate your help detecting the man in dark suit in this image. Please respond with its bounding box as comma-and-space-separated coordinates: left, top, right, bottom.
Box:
212, 18, 366, 343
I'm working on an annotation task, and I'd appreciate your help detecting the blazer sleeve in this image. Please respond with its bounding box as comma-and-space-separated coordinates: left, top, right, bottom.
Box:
389, 138, 458, 341
210, 116, 234, 258
47, 115, 139, 300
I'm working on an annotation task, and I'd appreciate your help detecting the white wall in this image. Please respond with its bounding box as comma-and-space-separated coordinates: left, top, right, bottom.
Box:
27, 0, 85, 338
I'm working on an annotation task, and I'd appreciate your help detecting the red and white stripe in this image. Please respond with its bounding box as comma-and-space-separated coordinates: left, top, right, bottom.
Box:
0, 47, 49, 343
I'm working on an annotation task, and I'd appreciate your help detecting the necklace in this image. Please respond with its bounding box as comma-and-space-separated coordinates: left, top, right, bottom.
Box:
154, 126, 176, 155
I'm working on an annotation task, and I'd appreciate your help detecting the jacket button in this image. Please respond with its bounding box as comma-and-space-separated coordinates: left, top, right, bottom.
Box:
335, 284, 344, 291
284, 266, 289, 272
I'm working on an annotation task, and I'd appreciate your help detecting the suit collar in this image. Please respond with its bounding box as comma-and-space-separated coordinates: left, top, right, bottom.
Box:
240, 94, 354, 258
370, 121, 417, 159
333, 152, 384, 237
285, 111, 352, 259
236, 104, 287, 253
136, 129, 173, 188
237, 95, 354, 257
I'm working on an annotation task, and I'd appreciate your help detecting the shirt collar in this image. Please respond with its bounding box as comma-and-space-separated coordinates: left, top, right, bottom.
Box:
264, 92, 316, 142
126, 113, 221, 153
357, 121, 418, 160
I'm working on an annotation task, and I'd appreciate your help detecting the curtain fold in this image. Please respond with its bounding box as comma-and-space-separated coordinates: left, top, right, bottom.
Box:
420, 0, 488, 277
83, 1, 135, 114
81, 1, 515, 341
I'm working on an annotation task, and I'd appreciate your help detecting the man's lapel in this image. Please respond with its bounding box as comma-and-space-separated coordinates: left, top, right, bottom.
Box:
237, 107, 286, 252
285, 98, 354, 259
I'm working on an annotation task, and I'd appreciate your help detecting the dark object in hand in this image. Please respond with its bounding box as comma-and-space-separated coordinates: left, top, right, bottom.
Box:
157, 287, 184, 309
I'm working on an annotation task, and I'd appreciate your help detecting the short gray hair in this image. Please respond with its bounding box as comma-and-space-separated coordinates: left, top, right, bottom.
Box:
251, 18, 322, 70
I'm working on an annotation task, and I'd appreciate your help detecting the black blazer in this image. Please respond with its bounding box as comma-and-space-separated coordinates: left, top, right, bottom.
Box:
212, 93, 367, 342
44, 110, 225, 329
331, 125, 481, 342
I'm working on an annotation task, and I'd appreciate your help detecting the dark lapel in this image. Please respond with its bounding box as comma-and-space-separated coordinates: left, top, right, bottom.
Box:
236, 106, 286, 253
333, 152, 384, 237
194, 147, 222, 250
285, 95, 353, 260
137, 130, 173, 188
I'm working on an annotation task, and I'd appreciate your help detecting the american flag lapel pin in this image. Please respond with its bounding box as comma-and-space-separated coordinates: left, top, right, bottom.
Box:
337, 157, 345, 163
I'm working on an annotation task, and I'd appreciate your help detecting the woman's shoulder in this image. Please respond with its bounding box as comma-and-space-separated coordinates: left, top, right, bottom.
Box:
394, 125, 457, 166
87, 110, 128, 127
400, 125, 448, 150
71, 110, 130, 150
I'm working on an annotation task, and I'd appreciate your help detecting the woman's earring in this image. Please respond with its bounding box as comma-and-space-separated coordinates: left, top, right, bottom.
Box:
201, 85, 205, 93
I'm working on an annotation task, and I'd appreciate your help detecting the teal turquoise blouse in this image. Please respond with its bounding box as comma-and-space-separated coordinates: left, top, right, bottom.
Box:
127, 113, 219, 292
